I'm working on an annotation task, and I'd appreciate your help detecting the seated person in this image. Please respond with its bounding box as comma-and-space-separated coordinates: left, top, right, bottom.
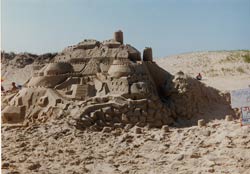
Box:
1, 85, 4, 92
11, 82, 18, 91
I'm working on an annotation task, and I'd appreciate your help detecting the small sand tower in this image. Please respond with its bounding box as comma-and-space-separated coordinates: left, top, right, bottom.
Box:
114, 30, 123, 44
143, 47, 153, 61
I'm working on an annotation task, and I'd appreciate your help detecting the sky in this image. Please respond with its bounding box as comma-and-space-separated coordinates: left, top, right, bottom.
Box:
1, 0, 250, 58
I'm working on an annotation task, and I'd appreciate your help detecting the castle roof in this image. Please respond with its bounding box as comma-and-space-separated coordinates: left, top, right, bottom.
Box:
108, 58, 133, 78
44, 62, 74, 75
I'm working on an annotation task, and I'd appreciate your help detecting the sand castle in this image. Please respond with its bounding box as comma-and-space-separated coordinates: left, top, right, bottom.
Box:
2, 31, 232, 129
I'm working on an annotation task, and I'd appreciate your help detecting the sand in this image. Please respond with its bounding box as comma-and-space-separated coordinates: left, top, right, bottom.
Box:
156, 51, 250, 91
2, 119, 250, 174
1, 50, 250, 174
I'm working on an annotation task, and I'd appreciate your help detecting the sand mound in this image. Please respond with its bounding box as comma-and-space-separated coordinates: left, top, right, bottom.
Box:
1, 31, 236, 130
170, 72, 235, 126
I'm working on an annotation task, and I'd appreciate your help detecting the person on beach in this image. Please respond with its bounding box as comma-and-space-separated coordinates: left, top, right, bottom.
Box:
196, 73, 202, 80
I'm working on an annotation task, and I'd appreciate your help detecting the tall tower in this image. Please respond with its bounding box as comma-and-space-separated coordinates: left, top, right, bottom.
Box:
143, 47, 153, 61
114, 30, 123, 44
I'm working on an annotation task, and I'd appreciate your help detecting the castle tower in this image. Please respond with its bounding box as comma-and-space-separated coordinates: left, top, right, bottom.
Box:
143, 47, 153, 61
114, 30, 123, 44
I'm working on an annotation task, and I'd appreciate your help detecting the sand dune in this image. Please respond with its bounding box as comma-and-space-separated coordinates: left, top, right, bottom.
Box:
156, 51, 250, 91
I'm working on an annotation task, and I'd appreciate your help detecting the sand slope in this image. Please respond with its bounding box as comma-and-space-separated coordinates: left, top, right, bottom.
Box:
156, 51, 250, 91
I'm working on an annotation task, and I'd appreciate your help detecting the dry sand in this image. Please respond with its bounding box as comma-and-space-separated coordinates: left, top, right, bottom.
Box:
1, 50, 250, 174
156, 51, 250, 91
2, 119, 250, 174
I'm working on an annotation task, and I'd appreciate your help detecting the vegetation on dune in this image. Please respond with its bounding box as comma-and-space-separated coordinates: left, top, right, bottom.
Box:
236, 67, 245, 73
217, 50, 250, 64
242, 52, 250, 63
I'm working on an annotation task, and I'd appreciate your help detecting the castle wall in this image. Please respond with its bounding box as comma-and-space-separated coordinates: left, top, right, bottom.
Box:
107, 77, 129, 96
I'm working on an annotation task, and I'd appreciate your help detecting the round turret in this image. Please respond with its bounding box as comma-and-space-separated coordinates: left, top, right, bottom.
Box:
114, 30, 123, 44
